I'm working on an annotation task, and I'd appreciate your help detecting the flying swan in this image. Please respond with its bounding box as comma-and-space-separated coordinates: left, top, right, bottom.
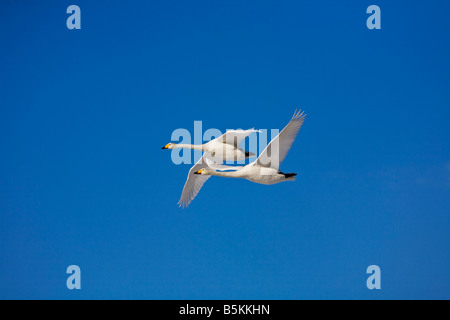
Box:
181, 110, 306, 207
162, 129, 259, 162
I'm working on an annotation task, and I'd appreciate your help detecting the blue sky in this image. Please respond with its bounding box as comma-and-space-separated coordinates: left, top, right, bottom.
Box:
0, 0, 449, 299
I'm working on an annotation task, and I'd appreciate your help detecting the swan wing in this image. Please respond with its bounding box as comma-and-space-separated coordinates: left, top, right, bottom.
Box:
255, 110, 306, 169
178, 155, 212, 208
214, 129, 260, 148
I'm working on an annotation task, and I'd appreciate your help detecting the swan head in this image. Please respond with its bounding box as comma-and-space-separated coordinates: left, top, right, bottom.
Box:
193, 168, 213, 175
161, 143, 175, 150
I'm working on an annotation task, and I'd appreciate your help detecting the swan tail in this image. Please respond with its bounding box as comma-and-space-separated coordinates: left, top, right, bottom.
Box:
279, 172, 297, 180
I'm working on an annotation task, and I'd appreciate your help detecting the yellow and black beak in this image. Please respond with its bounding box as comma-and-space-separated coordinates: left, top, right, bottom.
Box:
194, 169, 203, 175
161, 144, 170, 149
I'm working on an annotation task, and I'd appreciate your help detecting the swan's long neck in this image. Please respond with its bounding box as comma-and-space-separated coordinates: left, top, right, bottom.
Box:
174, 143, 204, 151
207, 170, 244, 178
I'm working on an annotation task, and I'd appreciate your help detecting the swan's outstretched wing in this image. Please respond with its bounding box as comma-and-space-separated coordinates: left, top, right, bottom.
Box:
214, 129, 260, 148
255, 110, 306, 169
178, 155, 212, 208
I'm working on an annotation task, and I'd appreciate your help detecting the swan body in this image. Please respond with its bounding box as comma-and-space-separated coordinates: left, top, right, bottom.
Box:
179, 110, 306, 207
195, 166, 297, 185
204, 141, 251, 162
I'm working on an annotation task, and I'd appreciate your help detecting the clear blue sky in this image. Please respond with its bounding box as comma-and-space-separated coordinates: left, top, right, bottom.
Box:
0, 0, 449, 299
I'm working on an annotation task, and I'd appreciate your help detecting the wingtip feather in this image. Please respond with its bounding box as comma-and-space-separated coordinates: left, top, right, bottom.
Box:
292, 109, 306, 120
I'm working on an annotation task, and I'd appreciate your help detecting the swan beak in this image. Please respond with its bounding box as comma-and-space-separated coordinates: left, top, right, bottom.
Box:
194, 169, 203, 175
161, 144, 169, 149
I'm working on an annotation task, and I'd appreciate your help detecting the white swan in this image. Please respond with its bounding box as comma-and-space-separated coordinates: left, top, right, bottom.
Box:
175, 129, 259, 208
162, 129, 259, 162
185, 110, 306, 206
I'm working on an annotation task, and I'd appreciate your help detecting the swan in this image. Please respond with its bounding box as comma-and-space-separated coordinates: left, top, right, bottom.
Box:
162, 129, 259, 162
184, 110, 306, 206
174, 129, 259, 208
